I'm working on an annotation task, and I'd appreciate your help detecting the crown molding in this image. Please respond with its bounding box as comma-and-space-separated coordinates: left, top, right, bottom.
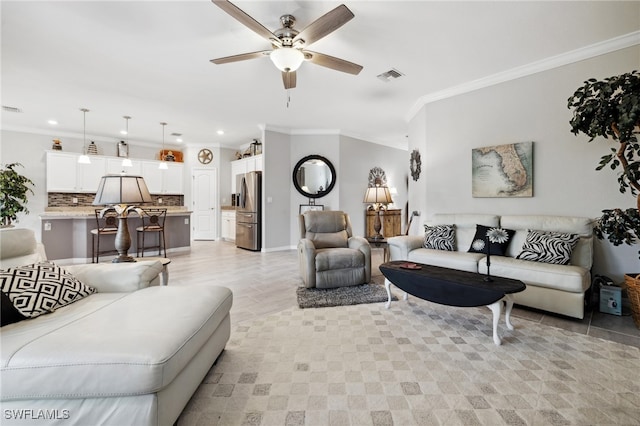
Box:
405, 30, 640, 123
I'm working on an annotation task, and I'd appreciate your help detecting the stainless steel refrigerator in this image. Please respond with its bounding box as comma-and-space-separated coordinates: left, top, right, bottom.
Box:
235, 171, 261, 251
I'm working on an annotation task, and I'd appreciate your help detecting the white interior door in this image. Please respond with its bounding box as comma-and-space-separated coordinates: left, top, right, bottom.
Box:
192, 168, 218, 240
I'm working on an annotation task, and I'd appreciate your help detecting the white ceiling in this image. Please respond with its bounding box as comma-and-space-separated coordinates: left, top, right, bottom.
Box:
2, 1, 639, 151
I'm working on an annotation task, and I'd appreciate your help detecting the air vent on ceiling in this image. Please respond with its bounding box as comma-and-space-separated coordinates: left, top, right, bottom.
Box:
171, 132, 182, 137
377, 69, 404, 82
2, 105, 23, 113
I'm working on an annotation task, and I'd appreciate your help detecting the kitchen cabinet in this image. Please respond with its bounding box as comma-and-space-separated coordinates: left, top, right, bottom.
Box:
46, 151, 183, 194
141, 161, 184, 195
46, 152, 106, 192
366, 208, 402, 239
106, 158, 142, 175
231, 154, 262, 193
221, 210, 236, 241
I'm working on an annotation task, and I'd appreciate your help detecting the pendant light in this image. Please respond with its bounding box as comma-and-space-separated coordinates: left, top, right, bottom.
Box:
121, 116, 133, 168
158, 122, 168, 170
78, 108, 91, 164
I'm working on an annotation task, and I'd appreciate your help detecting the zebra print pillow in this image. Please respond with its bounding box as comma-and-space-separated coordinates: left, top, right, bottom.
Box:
423, 224, 456, 251
516, 230, 580, 265
0, 262, 96, 322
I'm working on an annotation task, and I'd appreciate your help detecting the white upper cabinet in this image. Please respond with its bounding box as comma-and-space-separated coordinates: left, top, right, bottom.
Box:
47, 151, 184, 194
46, 152, 106, 192
231, 154, 262, 193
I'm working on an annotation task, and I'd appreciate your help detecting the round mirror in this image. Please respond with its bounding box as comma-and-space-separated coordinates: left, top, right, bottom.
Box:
292, 155, 336, 199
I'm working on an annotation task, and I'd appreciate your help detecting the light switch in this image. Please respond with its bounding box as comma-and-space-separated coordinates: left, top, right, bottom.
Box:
267, 197, 273, 203
44, 222, 52, 231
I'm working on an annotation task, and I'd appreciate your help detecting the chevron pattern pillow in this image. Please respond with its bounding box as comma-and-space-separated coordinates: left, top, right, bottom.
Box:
0, 262, 96, 324
423, 224, 456, 251
516, 230, 580, 265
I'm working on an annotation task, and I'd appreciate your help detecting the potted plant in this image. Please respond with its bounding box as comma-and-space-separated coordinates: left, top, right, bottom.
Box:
0, 162, 35, 227
567, 70, 640, 259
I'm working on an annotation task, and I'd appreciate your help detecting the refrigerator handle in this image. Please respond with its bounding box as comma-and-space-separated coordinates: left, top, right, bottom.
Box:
240, 176, 248, 209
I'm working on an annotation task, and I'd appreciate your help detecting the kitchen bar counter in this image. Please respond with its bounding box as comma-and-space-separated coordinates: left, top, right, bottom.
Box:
40, 207, 191, 262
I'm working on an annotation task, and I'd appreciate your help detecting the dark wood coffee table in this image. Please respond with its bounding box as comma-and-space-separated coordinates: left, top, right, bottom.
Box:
380, 261, 526, 345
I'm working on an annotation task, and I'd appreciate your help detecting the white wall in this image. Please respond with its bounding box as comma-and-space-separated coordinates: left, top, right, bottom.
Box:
407, 46, 640, 281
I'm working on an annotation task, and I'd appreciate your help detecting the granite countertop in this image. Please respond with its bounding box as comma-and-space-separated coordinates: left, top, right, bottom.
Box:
41, 206, 191, 218
220, 206, 236, 210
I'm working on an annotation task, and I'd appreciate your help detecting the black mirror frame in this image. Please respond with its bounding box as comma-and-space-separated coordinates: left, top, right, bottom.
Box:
292, 155, 337, 199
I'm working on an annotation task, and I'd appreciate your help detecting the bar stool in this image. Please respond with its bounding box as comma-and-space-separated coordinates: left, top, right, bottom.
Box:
90, 208, 119, 263
136, 208, 167, 258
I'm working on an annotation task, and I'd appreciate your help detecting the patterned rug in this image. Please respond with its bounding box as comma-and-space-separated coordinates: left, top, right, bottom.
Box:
178, 298, 640, 426
297, 282, 398, 309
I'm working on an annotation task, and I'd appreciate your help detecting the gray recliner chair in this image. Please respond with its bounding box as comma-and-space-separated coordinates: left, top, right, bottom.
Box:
298, 210, 371, 288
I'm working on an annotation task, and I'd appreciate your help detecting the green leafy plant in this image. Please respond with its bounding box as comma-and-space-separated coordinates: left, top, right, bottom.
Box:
568, 70, 640, 258
0, 163, 35, 227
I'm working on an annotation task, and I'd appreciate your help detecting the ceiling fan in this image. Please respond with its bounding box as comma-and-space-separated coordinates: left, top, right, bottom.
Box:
210, 0, 363, 89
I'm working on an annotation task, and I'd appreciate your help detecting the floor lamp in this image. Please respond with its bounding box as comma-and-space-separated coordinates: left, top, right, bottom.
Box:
93, 175, 152, 263
363, 185, 393, 240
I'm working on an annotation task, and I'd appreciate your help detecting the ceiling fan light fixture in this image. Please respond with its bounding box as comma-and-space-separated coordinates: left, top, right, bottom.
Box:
270, 47, 304, 72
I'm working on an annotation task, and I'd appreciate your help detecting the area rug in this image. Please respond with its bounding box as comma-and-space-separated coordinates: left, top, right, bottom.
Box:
178, 298, 640, 426
296, 282, 397, 309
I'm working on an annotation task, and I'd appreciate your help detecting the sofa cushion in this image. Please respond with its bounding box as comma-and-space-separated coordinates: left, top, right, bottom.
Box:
516, 229, 579, 265
468, 224, 515, 256
316, 248, 364, 272
0, 262, 96, 321
480, 256, 589, 293
423, 225, 456, 251
407, 248, 484, 273
1, 285, 233, 400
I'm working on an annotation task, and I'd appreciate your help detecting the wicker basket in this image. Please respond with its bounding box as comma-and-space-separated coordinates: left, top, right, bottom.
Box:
625, 273, 640, 328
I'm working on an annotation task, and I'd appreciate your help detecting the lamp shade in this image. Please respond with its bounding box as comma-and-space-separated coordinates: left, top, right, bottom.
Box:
270, 47, 304, 72
93, 175, 152, 205
363, 186, 393, 204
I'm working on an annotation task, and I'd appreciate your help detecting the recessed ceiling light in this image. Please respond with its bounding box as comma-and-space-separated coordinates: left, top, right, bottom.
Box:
120, 130, 128, 135
48, 120, 58, 125
217, 130, 224, 135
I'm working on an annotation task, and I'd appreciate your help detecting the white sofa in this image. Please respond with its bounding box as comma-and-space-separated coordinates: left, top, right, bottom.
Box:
0, 228, 233, 426
387, 214, 594, 319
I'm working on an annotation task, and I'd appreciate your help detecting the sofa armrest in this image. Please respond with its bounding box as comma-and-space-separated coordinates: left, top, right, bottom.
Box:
65, 260, 163, 293
387, 235, 424, 260
298, 239, 317, 288
349, 236, 372, 282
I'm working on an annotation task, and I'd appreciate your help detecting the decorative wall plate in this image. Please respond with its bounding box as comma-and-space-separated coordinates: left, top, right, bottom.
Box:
368, 166, 387, 187
198, 148, 213, 164
410, 149, 421, 181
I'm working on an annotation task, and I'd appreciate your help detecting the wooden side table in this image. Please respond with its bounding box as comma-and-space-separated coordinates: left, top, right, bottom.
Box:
366, 208, 401, 239
366, 237, 390, 262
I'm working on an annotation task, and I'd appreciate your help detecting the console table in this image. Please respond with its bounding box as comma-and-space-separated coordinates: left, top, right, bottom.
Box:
380, 261, 526, 345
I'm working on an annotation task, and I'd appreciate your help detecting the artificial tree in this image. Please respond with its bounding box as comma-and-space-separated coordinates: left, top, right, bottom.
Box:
0, 163, 35, 227
567, 70, 640, 258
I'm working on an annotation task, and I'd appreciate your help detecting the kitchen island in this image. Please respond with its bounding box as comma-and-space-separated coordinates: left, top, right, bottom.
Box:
40, 207, 191, 263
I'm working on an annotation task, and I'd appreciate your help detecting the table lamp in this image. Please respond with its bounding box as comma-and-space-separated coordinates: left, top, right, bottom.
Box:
93, 175, 152, 263
363, 184, 393, 240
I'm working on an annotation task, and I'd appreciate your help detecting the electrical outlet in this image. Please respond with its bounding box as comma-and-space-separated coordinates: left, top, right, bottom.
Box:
44, 222, 52, 231
72, 197, 78, 204
158, 198, 163, 204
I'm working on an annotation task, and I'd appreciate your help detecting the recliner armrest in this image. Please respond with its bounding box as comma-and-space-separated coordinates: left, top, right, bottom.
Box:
65, 260, 163, 293
298, 239, 317, 288
349, 236, 372, 282
387, 235, 424, 261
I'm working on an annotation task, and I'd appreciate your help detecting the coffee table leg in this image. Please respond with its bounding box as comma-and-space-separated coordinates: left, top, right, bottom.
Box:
384, 279, 393, 309
504, 295, 515, 330
487, 300, 503, 346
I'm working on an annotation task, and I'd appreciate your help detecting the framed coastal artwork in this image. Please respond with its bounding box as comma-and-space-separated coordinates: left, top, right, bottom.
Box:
472, 141, 533, 198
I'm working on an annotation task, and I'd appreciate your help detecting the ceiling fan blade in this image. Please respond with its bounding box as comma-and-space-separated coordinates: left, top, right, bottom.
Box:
211, 0, 282, 47
210, 50, 270, 65
282, 71, 297, 89
293, 4, 354, 47
304, 51, 363, 75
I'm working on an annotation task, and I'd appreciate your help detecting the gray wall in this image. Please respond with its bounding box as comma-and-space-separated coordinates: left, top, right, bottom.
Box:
263, 129, 292, 251
407, 46, 640, 281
